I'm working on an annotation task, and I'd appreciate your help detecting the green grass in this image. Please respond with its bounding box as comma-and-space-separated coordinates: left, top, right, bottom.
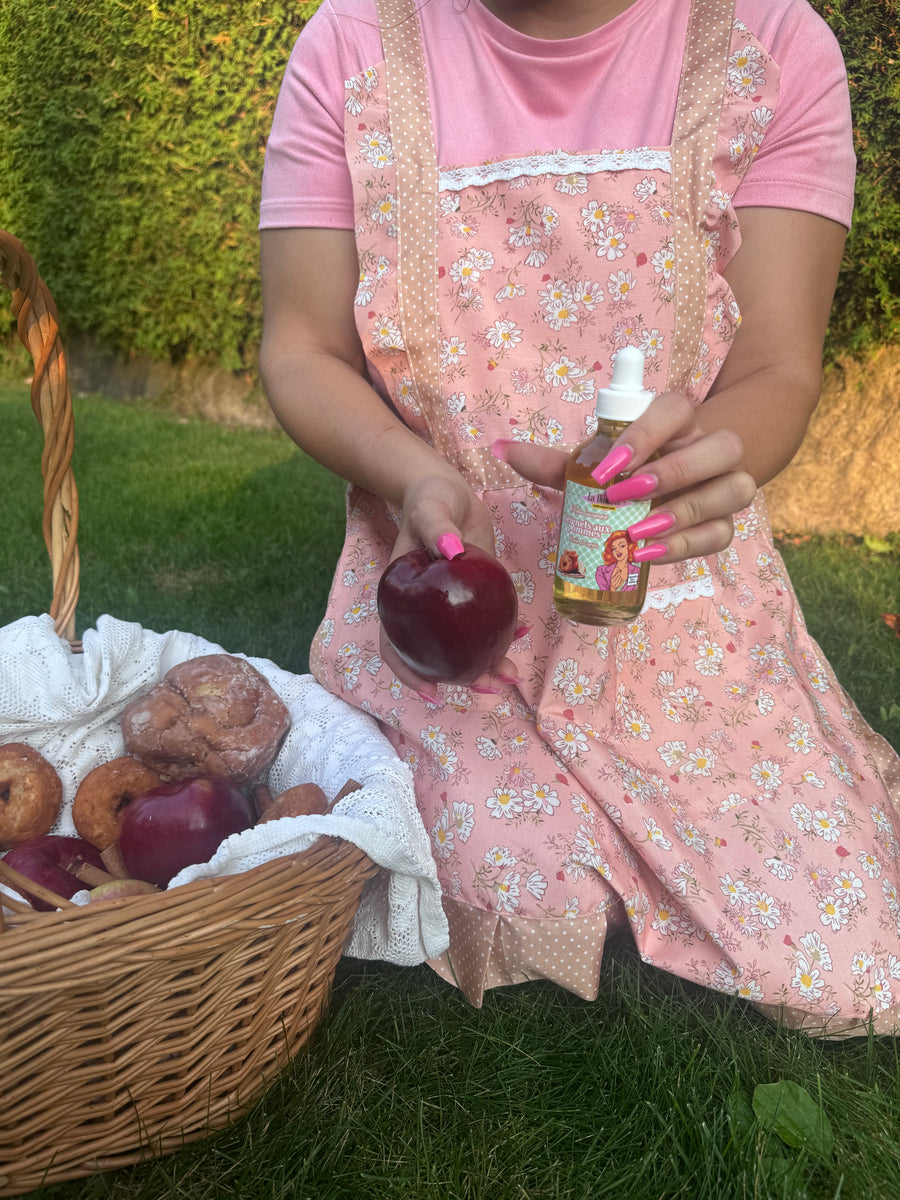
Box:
2, 384, 900, 1200
0, 387, 348, 673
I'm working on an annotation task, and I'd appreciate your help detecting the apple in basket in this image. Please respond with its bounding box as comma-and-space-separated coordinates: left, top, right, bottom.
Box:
3, 834, 106, 911
118, 776, 255, 888
377, 542, 518, 684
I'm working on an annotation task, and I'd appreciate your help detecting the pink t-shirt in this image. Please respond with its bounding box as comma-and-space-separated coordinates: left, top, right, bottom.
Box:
259, 0, 855, 231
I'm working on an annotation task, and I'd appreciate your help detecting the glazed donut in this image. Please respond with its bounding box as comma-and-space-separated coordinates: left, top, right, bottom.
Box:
72, 756, 163, 850
0, 742, 63, 850
255, 783, 329, 824
121, 653, 291, 785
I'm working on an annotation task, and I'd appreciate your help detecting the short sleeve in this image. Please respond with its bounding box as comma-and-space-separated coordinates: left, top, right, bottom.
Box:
259, 3, 381, 230
735, 3, 855, 228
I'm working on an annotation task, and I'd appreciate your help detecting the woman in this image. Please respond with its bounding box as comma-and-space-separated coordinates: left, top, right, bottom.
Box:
259, 0, 900, 1035
595, 531, 640, 593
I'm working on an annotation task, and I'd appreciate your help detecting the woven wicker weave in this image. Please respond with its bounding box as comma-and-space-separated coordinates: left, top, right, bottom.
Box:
0, 231, 380, 1196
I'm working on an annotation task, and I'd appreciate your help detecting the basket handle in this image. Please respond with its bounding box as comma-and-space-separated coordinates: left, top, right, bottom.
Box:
0, 230, 80, 648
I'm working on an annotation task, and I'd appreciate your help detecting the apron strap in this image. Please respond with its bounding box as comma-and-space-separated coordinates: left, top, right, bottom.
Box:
667, 0, 737, 394
375, 0, 522, 490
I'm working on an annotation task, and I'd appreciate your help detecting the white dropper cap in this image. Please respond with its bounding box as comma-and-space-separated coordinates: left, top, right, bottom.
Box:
595, 346, 654, 421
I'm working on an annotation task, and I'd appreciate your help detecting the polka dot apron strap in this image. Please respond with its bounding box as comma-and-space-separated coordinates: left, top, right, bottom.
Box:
667, 0, 737, 395
374, 0, 522, 491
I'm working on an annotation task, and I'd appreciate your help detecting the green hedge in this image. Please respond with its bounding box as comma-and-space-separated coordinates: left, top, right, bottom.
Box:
812, 0, 900, 358
0, 1, 318, 370
0, 0, 896, 371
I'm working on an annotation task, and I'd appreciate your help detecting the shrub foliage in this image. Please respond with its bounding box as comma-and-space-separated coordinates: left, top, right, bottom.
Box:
811, 0, 900, 357
0, 0, 896, 369
0, 1, 317, 369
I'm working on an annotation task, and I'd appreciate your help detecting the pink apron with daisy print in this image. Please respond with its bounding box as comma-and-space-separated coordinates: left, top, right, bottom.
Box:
310, 0, 900, 1034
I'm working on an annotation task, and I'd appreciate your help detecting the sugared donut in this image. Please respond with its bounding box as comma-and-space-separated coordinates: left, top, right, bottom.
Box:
0, 742, 63, 850
72, 756, 163, 850
120, 654, 291, 785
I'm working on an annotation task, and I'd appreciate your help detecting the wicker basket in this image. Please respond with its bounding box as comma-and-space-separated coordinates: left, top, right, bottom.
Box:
0, 231, 381, 1197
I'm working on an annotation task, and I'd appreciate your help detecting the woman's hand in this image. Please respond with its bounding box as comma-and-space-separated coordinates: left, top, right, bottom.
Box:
493, 391, 758, 565
381, 470, 521, 699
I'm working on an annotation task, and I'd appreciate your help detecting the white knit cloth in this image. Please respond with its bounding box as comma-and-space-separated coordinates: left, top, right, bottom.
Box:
0, 614, 449, 965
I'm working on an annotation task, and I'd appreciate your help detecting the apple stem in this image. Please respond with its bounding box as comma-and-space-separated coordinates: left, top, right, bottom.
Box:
0, 860, 78, 910
71, 860, 122, 889
101, 843, 128, 879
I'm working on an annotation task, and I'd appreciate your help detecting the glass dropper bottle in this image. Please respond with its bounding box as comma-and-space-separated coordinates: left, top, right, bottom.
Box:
552, 346, 656, 625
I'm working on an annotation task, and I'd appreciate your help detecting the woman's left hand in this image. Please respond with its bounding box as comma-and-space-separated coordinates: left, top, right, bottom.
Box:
493, 391, 758, 564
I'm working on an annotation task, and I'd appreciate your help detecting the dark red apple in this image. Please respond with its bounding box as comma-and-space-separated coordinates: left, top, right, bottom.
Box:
377, 542, 519, 684
2, 834, 106, 911
118, 776, 254, 887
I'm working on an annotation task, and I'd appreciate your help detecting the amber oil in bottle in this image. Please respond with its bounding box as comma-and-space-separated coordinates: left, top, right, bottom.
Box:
553, 347, 656, 625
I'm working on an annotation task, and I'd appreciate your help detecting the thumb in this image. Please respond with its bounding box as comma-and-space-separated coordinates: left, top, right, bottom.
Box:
491, 438, 568, 490
389, 522, 465, 562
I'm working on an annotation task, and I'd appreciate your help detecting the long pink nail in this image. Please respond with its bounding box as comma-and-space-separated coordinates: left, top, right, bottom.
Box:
514, 624, 531, 640
605, 473, 657, 503
472, 684, 501, 695
590, 444, 633, 486
628, 511, 675, 540
491, 438, 516, 464
632, 542, 668, 562
436, 533, 465, 559
416, 689, 439, 704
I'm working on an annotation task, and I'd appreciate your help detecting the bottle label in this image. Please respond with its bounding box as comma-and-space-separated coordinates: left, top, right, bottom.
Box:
556, 481, 651, 593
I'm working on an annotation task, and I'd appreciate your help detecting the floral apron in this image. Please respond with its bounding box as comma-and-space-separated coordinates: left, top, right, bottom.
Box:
311, 0, 900, 1034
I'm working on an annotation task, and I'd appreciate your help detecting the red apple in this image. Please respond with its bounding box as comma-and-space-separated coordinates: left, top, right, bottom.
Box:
377, 542, 519, 684
3, 834, 106, 911
118, 776, 254, 887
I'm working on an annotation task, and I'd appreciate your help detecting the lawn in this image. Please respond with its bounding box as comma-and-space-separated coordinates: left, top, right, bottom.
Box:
2, 384, 899, 1200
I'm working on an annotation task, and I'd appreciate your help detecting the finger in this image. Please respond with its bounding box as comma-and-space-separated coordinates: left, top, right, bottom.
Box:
627, 470, 758, 543
606, 431, 750, 505
630, 515, 737, 564
483, 653, 520, 689
589, 391, 701, 484
491, 438, 569, 490
390, 508, 468, 564
389, 525, 438, 562
399, 476, 495, 559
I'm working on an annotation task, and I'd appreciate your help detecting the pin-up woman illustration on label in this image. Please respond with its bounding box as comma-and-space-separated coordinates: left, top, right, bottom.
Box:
594, 530, 641, 592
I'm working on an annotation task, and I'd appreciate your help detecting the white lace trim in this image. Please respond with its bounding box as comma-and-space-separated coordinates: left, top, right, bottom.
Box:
439, 148, 671, 192
644, 574, 716, 612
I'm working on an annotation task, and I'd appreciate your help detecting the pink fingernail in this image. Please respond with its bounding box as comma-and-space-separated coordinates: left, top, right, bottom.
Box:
415, 689, 439, 704
590, 444, 633, 486
605, 473, 657, 503
472, 684, 501, 695
514, 624, 531, 640
435, 533, 465, 559
628, 511, 675, 540
632, 542, 668, 562
494, 673, 520, 686
491, 438, 516, 463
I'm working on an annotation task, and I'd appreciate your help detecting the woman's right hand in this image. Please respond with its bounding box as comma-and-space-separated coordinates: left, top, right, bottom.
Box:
380, 470, 520, 699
